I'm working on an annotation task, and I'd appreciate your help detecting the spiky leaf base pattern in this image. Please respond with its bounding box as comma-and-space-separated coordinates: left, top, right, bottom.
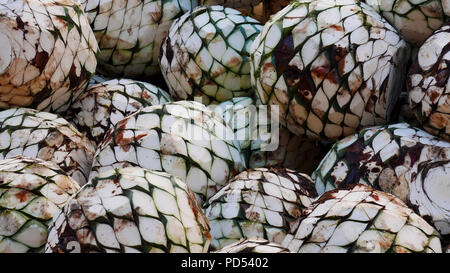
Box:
408, 22, 450, 142
159, 5, 262, 105
91, 100, 246, 206
79, 0, 196, 78
0, 0, 98, 113
45, 167, 211, 253
214, 96, 328, 174
213, 237, 290, 253
312, 123, 450, 234
282, 184, 442, 253
204, 167, 317, 250
250, 0, 409, 141
0, 108, 95, 186
362, 0, 449, 45
0, 156, 79, 253
312, 123, 450, 195
65, 78, 172, 146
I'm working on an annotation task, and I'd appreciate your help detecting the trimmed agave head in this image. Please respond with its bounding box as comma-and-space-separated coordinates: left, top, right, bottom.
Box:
312, 123, 450, 197
91, 100, 246, 205
159, 5, 263, 105
204, 167, 318, 250
250, 0, 409, 141
407, 22, 450, 142
0, 0, 98, 113
213, 237, 290, 253
65, 78, 172, 146
213, 96, 329, 174
0, 156, 80, 253
200, 0, 291, 22
78, 0, 196, 78
45, 167, 211, 253
0, 108, 95, 186
362, 0, 450, 45
410, 160, 450, 236
311, 123, 450, 235
283, 184, 442, 253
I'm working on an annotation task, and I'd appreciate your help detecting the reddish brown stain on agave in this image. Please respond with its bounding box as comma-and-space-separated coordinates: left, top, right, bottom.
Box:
14, 190, 29, 202
429, 90, 441, 103
32, 51, 49, 71
329, 24, 343, 31
274, 35, 295, 75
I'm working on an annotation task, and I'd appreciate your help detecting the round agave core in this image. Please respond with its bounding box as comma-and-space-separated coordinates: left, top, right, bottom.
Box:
407, 22, 450, 142
45, 167, 211, 253
79, 0, 196, 78
91, 100, 246, 205
0, 0, 98, 113
250, 0, 409, 141
362, 0, 450, 45
282, 184, 442, 253
65, 78, 172, 146
0, 156, 79, 253
213, 237, 290, 253
312, 123, 450, 200
0, 108, 95, 186
204, 167, 317, 250
159, 5, 263, 105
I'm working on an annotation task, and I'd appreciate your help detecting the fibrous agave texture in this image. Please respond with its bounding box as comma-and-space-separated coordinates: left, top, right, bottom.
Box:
78, 0, 197, 78
0, 0, 98, 113
407, 22, 450, 142
213, 237, 290, 253
45, 167, 211, 253
312, 123, 450, 195
362, 0, 450, 45
0, 156, 80, 253
204, 167, 318, 250
409, 160, 450, 235
91, 100, 246, 205
311, 123, 450, 233
159, 5, 263, 105
283, 184, 443, 253
213, 96, 328, 174
250, 0, 410, 141
65, 78, 172, 146
0, 108, 96, 186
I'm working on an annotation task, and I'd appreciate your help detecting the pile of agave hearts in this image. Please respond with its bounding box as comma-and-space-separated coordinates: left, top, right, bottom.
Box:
0, 0, 449, 253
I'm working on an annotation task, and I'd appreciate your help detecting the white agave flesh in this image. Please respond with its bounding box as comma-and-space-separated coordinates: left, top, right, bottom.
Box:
362, 0, 450, 45
214, 97, 329, 175
0, 156, 79, 253
0, 0, 98, 112
159, 5, 263, 105
409, 160, 450, 235
282, 185, 442, 253
213, 237, 290, 253
45, 167, 211, 253
250, 0, 409, 141
204, 167, 317, 250
407, 22, 450, 141
312, 123, 450, 213
0, 108, 95, 186
65, 78, 172, 146
91, 101, 246, 205
79, 0, 196, 78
